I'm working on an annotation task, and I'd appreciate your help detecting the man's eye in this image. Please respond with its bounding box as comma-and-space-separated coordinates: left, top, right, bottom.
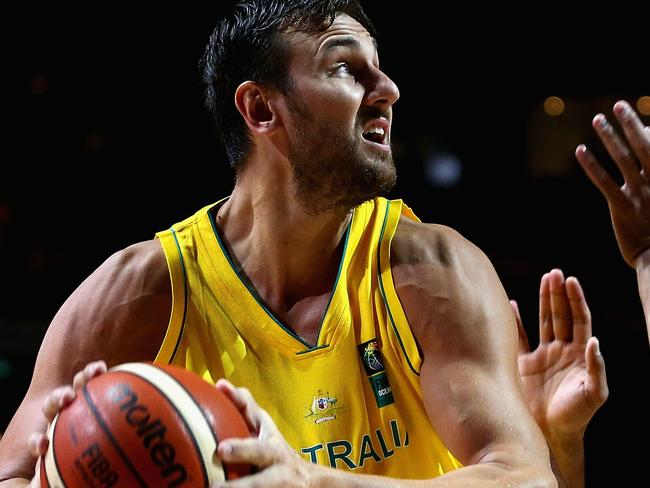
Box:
333, 63, 352, 76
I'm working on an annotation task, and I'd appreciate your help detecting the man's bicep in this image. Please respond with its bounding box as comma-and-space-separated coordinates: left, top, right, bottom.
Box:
416, 257, 549, 471
29, 240, 169, 390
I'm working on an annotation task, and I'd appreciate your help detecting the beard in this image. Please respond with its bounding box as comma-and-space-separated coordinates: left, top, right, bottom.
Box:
287, 110, 397, 216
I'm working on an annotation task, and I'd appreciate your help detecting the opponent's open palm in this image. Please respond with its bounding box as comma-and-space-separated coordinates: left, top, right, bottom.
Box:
513, 270, 608, 439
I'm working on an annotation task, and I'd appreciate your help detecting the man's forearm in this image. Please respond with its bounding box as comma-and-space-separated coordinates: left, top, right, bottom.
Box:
311, 461, 558, 487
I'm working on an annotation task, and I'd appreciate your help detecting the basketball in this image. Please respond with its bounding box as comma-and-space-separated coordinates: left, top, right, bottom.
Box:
40, 362, 252, 487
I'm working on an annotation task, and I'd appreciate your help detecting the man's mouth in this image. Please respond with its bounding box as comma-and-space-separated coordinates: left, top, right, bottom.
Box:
361, 119, 389, 147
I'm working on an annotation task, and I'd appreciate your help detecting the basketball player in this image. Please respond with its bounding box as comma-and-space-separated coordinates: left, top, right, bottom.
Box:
0, 1, 609, 486
576, 100, 650, 343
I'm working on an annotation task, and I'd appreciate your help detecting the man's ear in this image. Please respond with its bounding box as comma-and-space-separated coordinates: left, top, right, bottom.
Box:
234, 81, 279, 135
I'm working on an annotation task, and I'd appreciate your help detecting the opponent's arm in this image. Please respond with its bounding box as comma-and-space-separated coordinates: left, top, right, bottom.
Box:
0, 240, 170, 486
513, 270, 608, 488
576, 100, 650, 341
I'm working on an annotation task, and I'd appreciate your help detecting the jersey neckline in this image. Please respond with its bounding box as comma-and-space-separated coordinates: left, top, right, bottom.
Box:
206, 198, 354, 354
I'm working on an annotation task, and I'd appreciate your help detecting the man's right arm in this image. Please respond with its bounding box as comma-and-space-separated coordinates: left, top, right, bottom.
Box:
0, 239, 171, 486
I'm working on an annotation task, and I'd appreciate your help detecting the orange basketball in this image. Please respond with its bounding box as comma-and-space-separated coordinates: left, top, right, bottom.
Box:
40, 362, 252, 487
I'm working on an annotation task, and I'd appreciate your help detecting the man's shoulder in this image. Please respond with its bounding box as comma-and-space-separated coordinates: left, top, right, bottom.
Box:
60, 238, 171, 361
104, 239, 168, 291
389, 215, 502, 343
391, 215, 483, 271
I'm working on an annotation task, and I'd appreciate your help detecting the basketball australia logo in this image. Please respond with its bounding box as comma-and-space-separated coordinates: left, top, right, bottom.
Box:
358, 339, 394, 408
304, 390, 344, 424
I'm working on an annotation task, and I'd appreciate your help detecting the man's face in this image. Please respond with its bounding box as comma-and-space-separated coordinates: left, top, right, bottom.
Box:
280, 14, 400, 215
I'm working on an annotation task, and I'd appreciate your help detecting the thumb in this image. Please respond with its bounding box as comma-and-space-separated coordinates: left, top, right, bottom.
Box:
585, 337, 609, 408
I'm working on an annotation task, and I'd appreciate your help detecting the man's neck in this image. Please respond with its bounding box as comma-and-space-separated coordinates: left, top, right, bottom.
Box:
215, 181, 352, 316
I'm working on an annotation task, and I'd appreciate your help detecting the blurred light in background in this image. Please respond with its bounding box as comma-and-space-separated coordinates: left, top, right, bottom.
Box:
543, 96, 565, 116
637, 96, 650, 116
528, 96, 650, 179
528, 96, 584, 178
424, 150, 463, 188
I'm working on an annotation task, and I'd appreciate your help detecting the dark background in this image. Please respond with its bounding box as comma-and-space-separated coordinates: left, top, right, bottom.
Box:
2, 3, 648, 484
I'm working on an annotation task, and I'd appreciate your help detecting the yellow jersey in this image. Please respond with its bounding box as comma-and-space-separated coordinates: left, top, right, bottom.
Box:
154, 197, 460, 478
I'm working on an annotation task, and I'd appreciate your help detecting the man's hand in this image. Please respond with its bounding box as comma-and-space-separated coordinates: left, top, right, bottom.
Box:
513, 270, 608, 441
575, 100, 650, 268
26, 361, 107, 488
213, 380, 316, 487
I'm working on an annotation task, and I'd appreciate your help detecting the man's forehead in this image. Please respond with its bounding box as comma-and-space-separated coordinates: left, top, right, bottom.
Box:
287, 13, 377, 55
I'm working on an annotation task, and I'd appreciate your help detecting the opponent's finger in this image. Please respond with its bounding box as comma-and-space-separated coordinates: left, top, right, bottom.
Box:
549, 269, 572, 341
510, 300, 530, 354
565, 276, 592, 343
585, 337, 609, 409
42, 386, 75, 422
575, 145, 627, 207
72, 360, 107, 391
539, 273, 553, 342
592, 114, 643, 190
613, 101, 650, 175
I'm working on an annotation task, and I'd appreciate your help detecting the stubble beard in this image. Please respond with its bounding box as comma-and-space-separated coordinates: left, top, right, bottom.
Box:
289, 118, 397, 216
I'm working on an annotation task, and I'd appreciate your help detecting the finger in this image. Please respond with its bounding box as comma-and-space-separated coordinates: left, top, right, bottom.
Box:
218, 438, 275, 467
565, 276, 592, 343
592, 113, 642, 190
613, 100, 650, 174
42, 386, 75, 423
585, 337, 609, 409
216, 380, 262, 434
510, 300, 530, 354
549, 269, 572, 341
539, 273, 553, 342
72, 360, 107, 391
28, 432, 49, 457
575, 145, 628, 207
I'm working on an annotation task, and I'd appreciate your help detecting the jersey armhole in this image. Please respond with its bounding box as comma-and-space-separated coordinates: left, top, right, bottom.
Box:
153, 228, 188, 364
378, 200, 423, 376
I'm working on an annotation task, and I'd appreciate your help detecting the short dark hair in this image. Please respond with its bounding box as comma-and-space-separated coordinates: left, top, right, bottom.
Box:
200, 0, 376, 170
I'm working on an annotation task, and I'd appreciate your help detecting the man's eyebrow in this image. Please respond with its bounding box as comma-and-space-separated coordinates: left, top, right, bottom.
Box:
318, 36, 378, 55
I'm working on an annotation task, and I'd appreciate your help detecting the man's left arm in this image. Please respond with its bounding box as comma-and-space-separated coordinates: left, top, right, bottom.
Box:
212, 223, 561, 487
390, 223, 563, 487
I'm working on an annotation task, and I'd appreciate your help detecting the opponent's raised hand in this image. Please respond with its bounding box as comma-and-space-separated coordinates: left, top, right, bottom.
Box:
576, 100, 650, 268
